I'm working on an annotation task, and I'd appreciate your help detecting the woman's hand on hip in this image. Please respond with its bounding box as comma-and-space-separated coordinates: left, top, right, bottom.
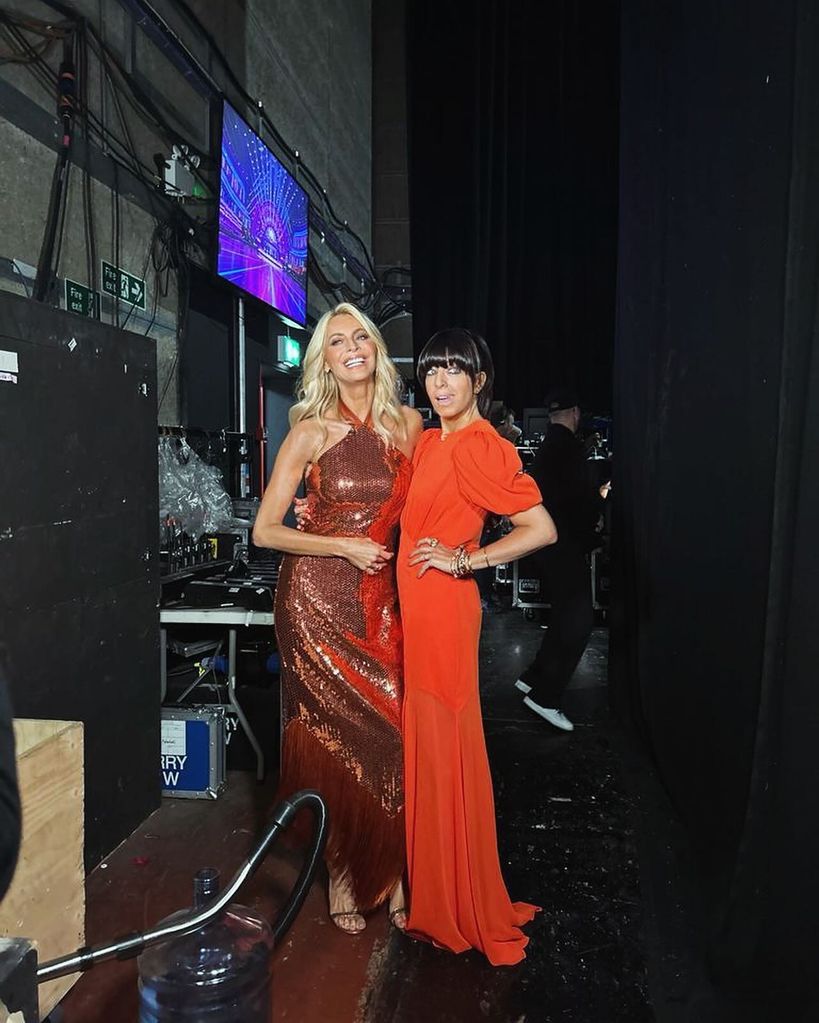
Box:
408, 538, 458, 578
337, 537, 393, 574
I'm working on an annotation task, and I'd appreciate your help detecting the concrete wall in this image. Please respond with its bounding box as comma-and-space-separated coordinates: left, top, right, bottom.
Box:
372, 0, 409, 273
372, 0, 413, 382
0, 0, 372, 424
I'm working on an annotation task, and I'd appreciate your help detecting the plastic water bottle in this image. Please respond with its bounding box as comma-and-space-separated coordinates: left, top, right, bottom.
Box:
137, 868, 274, 1022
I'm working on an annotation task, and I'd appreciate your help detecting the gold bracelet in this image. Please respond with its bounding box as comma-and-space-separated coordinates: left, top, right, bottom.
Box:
451, 545, 474, 578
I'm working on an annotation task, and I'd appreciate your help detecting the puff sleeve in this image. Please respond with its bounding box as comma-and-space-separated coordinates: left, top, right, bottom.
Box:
452, 426, 542, 516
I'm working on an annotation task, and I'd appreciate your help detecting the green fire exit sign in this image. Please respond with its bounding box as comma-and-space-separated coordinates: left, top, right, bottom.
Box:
101, 260, 146, 310
64, 278, 99, 318
277, 335, 301, 367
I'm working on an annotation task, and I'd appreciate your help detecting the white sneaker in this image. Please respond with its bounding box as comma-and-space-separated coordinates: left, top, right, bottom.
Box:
523, 696, 574, 732
514, 679, 532, 695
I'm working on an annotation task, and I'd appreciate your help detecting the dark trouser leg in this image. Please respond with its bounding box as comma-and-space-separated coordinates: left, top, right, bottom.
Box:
521, 546, 594, 708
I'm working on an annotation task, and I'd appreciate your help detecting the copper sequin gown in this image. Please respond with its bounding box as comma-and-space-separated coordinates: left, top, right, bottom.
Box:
274, 405, 411, 911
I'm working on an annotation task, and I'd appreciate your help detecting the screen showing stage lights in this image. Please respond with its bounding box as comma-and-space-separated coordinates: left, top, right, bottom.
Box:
217, 101, 309, 324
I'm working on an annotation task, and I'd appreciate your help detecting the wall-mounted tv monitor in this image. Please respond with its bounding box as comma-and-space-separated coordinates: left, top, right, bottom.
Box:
217, 101, 309, 325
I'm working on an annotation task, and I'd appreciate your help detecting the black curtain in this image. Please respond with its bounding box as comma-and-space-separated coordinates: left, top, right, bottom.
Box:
612, 0, 819, 1007
406, 0, 619, 413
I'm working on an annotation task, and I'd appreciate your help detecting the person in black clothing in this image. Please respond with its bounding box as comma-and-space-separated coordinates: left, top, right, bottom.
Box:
494, 406, 523, 444
515, 388, 609, 731
0, 654, 21, 900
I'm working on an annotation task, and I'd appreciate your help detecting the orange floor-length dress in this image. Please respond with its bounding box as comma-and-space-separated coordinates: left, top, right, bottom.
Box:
397, 418, 543, 966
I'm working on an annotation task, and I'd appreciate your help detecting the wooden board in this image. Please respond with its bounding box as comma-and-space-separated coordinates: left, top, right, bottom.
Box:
0, 719, 85, 1018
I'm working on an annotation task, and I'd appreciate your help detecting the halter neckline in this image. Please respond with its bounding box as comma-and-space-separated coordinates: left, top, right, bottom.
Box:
338, 399, 373, 429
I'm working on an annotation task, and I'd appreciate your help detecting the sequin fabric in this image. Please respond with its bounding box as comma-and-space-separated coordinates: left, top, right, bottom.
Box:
274, 412, 411, 910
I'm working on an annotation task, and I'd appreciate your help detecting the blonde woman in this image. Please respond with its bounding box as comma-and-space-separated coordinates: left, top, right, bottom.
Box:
253, 303, 422, 934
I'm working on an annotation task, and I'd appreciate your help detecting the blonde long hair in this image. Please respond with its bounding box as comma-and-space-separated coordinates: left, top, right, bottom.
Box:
289, 303, 405, 453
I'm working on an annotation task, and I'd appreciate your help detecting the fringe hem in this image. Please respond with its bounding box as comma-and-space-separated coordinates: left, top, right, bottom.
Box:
277, 719, 405, 912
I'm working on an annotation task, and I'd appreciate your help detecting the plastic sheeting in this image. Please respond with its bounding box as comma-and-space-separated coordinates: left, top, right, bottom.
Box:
158, 436, 236, 538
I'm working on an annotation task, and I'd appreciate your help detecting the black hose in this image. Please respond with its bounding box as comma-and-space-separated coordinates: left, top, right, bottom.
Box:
36, 789, 328, 983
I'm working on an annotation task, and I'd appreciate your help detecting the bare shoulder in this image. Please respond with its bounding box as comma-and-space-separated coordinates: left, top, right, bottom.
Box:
401, 406, 424, 435
400, 406, 424, 456
287, 418, 324, 457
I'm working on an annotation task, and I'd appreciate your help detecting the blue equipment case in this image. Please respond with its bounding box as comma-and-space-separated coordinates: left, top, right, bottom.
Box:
160, 706, 226, 799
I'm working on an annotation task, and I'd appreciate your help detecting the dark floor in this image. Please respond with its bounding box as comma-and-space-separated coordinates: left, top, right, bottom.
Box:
55, 602, 709, 1022
360, 613, 654, 1023
57, 770, 388, 1023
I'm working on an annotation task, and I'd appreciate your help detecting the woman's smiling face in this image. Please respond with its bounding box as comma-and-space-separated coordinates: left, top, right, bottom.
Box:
323, 313, 376, 384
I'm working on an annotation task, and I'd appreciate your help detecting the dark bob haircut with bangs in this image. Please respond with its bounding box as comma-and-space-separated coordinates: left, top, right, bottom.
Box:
417, 328, 495, 419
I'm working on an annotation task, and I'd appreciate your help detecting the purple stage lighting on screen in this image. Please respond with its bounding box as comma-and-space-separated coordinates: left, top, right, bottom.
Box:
217, 102, 308, 324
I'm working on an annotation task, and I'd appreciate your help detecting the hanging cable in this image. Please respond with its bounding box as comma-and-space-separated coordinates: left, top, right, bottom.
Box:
11, 2, 407, 317
32, 27, 76, 302
16, 2, 382, 307
78, 20, 97, 298
138, 0, 388, 290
